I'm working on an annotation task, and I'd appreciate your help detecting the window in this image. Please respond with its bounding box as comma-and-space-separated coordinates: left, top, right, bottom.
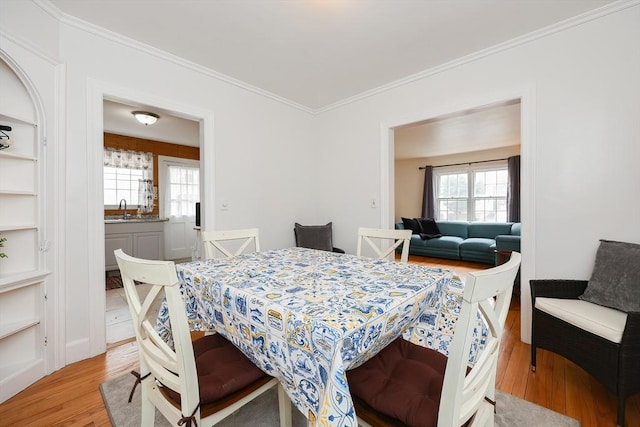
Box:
167, 164, 199, 218
437, 172, 468, 220
103, 148, 153, 207
436, 163, 508, 222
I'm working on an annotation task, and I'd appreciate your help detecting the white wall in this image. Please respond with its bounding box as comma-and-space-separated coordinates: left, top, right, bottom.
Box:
314, 4, 640, 341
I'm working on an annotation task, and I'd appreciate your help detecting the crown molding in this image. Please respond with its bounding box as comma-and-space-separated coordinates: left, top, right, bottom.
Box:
36, 1, 314, 114
0, 28, 60, 66
36, 0, 639, 115
316, 0, 640, 113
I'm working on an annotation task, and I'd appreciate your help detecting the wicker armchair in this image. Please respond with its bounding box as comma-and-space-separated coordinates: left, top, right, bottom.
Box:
530, 279, 640, 427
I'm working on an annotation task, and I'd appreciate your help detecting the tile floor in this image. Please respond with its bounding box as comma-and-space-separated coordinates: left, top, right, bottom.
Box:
106, 283, 163, 344
105, 258, 191, 344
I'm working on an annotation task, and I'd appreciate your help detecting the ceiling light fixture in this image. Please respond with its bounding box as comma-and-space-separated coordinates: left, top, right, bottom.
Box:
132, 111, 160, 125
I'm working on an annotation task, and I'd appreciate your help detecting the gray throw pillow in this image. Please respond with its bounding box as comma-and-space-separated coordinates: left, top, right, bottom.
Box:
294, 222, 333, 252
579, 239, 640, 312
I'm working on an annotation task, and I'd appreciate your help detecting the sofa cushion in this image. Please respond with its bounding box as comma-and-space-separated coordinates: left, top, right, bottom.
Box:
468, 222, 513, 239
435, 221, 469, 239
579, 239, 640, 313
401, 217, 422, 235
422, 235, 464, 251
510, 223, 521, 236
459, 238, 496, 264
459, 238, 495, 252
495, 235, 521, 252
535, 297, 627, 343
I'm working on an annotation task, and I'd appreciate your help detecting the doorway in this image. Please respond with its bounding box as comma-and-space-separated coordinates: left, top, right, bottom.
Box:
380, 90, 536, 343
103, 101, 201, 345
86, 80, 216, 354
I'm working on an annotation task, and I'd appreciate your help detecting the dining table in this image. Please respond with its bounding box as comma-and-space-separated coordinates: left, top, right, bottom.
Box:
157, 247, 454, 426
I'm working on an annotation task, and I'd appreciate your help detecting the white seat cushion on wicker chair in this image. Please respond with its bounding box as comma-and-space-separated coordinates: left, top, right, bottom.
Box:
535, 297, 627, 343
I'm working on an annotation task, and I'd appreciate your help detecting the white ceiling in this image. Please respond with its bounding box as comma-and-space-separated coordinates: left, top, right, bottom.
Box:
103, 100, 200, 147
57, 1, 614, 154
51, 0, 614, 111
394, 100, 521, 160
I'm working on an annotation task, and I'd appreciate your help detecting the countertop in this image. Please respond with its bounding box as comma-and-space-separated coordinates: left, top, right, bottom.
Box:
104, 216, 169, 224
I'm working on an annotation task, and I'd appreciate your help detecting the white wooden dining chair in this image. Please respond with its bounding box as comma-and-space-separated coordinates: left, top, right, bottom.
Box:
114, 249, 291, 427
356, 227, 412, 263
201, 228, 260, 259
347, 252, 522, 427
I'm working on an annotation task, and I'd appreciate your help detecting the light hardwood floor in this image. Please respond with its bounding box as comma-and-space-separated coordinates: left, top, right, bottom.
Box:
0, 255, 638, 426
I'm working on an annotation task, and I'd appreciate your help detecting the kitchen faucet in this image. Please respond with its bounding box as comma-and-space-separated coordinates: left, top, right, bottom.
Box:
118, 199, 128, 219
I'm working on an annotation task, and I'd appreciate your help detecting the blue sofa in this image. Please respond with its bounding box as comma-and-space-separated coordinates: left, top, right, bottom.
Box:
395, 220, 521, 265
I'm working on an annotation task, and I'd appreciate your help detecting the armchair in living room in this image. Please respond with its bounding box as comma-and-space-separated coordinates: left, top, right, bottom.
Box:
530, 239, 640, 427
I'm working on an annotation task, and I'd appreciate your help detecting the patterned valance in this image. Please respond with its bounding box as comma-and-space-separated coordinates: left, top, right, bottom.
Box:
103, 147, 153, 170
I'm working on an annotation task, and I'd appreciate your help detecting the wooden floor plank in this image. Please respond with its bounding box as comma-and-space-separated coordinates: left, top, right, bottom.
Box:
549, 349, 567, 415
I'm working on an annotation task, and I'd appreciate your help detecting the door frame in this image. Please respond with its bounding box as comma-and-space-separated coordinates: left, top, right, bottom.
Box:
379, 86, 536, 343
86, 79, 215, 355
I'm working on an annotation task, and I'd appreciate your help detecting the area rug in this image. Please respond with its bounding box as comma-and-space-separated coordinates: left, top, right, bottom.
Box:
100, 373, 580, 426
105, 273, 123, 290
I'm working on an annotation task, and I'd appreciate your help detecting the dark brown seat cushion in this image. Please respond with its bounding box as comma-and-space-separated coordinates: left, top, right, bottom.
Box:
162, 334, 269, 406
346, 338, 447, 427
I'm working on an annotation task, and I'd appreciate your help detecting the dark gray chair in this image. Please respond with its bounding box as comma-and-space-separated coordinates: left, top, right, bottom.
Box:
294, 222, 344, 254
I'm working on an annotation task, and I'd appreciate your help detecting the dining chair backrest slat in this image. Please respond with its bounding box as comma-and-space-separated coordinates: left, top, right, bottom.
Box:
202, 228, 260, 259
356, 227, 412, 263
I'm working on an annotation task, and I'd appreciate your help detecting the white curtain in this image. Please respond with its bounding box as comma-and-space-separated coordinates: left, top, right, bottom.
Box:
138, 179, 154, 213
166, 165, 199, 219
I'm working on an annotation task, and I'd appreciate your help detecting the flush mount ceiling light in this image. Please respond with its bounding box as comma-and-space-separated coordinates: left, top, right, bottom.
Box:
132, 111, 160, 125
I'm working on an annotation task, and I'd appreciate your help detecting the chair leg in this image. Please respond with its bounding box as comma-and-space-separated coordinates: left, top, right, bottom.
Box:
531, 345, 537, 372
141, 383, 155, 427
530, 318, 537, 372
277, 383, 292, 427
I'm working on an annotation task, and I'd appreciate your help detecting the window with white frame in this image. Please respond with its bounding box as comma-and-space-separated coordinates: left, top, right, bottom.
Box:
167, 164, 199, 218
103, 148, 153, 207
436, 162, 508, 222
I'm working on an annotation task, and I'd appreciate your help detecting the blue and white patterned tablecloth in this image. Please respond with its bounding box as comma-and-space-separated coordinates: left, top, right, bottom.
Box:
157, 247, 452, 426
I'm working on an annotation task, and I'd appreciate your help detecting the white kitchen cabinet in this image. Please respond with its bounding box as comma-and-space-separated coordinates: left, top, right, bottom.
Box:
105, 220, 165, 271
104, 233, 133, 271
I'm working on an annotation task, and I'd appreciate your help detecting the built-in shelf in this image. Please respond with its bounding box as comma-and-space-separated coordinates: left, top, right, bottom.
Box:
0, 319, 40, 341
0, 270, 49, 292
0, 190, 36, 196
0, 113, 37, 127
0, 151, 37, 161
0, 55, 47, 405
0, 225, 37, 232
